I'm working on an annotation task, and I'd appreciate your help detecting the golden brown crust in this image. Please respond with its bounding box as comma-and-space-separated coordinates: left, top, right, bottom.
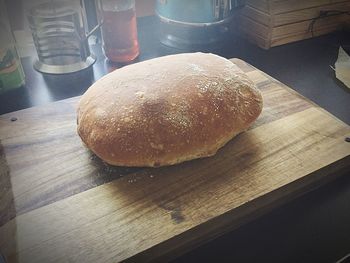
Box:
77, 53, 263, 167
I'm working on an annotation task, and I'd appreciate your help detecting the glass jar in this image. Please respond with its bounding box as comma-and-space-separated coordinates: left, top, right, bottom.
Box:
0, 1, 25, 94
96, 0, 140, 63
26, 0, 96, 74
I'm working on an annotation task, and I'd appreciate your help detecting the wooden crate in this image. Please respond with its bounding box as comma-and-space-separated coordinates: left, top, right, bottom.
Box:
237, 0, 350, 49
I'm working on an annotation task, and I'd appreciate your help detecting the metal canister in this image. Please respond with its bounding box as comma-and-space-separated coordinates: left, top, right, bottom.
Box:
156, 0, 244, 49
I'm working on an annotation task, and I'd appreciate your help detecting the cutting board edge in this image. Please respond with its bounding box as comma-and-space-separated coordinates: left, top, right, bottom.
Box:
126, 155, 350, 262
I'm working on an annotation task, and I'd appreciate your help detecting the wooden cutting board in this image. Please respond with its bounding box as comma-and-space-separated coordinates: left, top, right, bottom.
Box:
0, 59, 349, 263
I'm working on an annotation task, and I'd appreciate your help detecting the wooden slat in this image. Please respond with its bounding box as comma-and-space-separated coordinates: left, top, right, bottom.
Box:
331, 0, 350, 3
271, 0, 332, 14
239, 5, 272, 26
246, 0, 270, 13
272, 13, 348, 37
237, 14, 271, 49
271, 25, 342, 47
273, 2, 350, 26
237, 14, 271, 39
236, 0, 350, 48
0, 59, 349, 263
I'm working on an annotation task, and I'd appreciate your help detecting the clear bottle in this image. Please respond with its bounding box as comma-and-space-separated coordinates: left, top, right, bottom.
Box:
0, 1, 25, 94
96, 0, 140, 63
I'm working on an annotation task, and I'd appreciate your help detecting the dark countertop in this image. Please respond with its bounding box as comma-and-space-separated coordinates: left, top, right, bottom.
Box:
1, 16, 350, 262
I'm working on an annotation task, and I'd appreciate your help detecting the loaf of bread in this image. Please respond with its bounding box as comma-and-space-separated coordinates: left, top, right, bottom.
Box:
77, 53, 263, 167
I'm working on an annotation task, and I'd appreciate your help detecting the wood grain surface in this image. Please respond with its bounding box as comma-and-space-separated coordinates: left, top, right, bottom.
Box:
237, 0, 350, 49
0, 59, 349, 263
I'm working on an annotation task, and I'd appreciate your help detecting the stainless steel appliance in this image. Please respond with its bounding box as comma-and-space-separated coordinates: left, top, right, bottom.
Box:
156, 0, 245, 50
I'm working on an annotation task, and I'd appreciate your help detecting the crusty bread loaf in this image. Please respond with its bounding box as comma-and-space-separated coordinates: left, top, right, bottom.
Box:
77, 53, 263, 167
